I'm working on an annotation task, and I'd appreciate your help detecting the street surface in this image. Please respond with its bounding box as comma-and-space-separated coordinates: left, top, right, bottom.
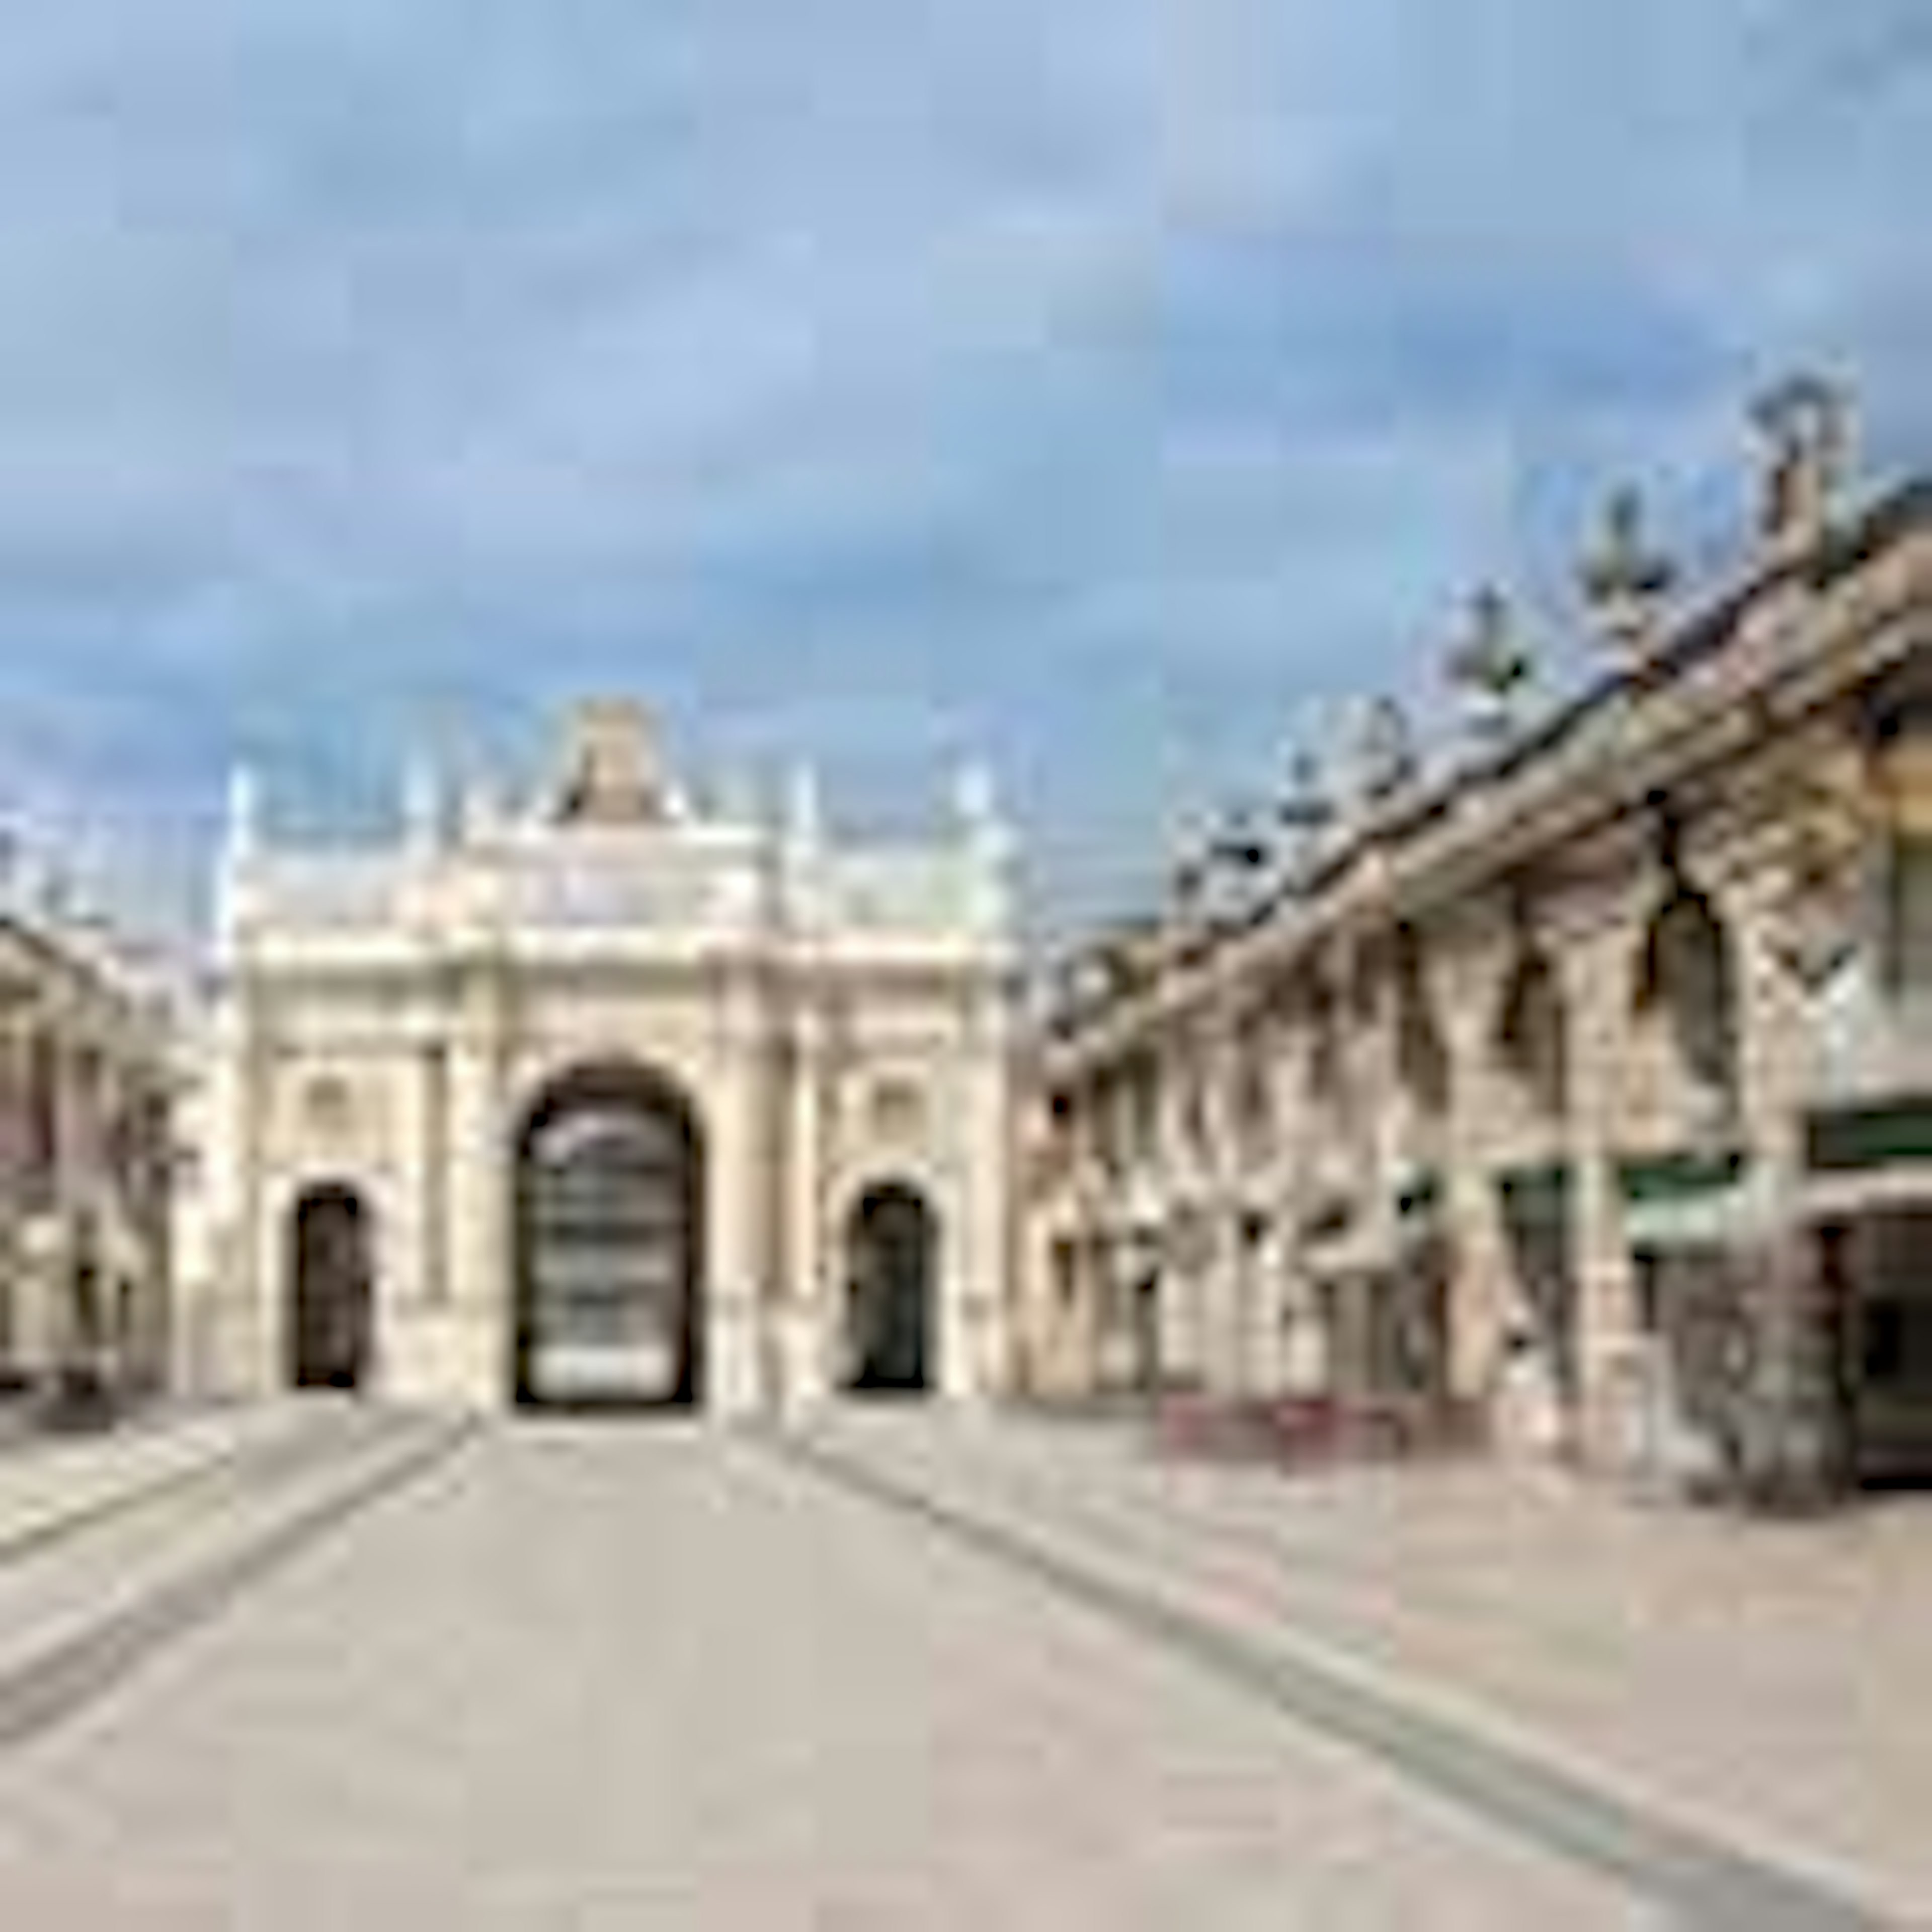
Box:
0, 1404, 1913, 1927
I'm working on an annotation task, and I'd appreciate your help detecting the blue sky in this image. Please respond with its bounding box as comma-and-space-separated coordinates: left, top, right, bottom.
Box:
0, 1, 1926, 945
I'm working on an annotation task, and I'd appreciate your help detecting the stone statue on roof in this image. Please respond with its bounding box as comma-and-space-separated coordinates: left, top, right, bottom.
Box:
1752, 373, 1852, 559
1345, 695, 1418, 808
1445, 585, 1535, 741
1579, 485, 1676, 669
551, 698, 677, 826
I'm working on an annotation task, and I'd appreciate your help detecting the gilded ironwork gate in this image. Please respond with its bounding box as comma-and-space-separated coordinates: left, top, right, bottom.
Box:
514, 1067, 703, 1408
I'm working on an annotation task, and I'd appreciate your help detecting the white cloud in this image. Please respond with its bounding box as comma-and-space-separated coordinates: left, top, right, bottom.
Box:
0, 0, 1921, 946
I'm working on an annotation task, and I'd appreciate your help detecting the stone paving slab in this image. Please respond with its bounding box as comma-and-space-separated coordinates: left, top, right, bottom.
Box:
0, 1422, 1656, 1929
804, 1408, 1931, 1922
0, 1402, 326, 1560
0, 1405, 469, 1754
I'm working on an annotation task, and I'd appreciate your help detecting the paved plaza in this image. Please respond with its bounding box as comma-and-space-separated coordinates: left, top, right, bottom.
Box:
0, 1406, 1919, 1926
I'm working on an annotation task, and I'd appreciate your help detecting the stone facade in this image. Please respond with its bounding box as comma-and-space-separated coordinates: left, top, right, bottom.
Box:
181, 701, 1017, 1417
0, 860, 177, 1402
1020, 386, 1932, 1507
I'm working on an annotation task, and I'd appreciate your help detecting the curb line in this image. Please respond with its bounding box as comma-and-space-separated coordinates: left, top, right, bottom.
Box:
770, 1428, 1905, 1930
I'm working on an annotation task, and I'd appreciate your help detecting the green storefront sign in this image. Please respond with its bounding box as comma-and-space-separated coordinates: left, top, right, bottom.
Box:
1617, 1148, 1754, 1251
1806, 1098, 1932, 1175
1616, 1148, 1748, 1204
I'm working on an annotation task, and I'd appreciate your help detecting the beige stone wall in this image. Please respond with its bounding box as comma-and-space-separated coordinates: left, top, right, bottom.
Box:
1025, 470, 1932, 1492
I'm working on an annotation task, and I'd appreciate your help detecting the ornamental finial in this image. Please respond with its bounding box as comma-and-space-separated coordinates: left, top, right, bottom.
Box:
1751, 371, 1853, 561
1579, 485, 1676, 667
1445, 584, 1534, 740
1346, 694, 1418, 807
224, 763, 261, 862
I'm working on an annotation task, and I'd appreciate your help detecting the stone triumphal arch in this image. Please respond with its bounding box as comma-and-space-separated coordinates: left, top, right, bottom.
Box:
187, 699, 1017, 1417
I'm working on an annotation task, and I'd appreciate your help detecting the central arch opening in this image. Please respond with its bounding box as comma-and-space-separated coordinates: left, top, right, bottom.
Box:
513, 1063, 705, 1410
845, 1181, 937, 1395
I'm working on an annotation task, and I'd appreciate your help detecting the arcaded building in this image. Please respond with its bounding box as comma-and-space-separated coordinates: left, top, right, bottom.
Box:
182, 701, 1016, 1416
0, 862, 177, 1401
1021, 382, 1932, 1506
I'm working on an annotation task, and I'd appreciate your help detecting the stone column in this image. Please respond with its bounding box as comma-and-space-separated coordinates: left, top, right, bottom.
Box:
442, 967, 510, 1408
1274, 1033, 1322, 1396
1162, 1028, 1219, 1389
948, 971, 1011, 1401
1568, 922, 1642, 1469
1441, 939, 1510, 1420
1362, 973, 1405, 1411
1734, 884, 1839, 1508
783, 994, 829, 1413
420, 1041, 449, 1310
705, 966, 769, 1418
1200, 1015, 1252, 1398
10, 1017, 60, 1385
383, 1031, 461, 1404
204, 977, 272, 1395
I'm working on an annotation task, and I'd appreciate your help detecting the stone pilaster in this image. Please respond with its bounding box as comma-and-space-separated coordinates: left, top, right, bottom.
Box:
782, 994, 829, 1413
705, 965, 769, 1417
1441, 939, 1510, 1414
381, 1028, 470, 1405
1734, 883, 1842, 1509
440, 965, 510, 1407
1568, 921, 1643, 1468
950, 972, 1012, 1400
388, 1035, 443, 1311
206, 975, 272, 1395
1201, 1015, 1252, 1397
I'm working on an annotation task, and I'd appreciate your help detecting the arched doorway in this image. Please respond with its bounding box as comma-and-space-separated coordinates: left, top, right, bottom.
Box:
1494, 941, 1569, 1120
513, 1063, 705, 1409
1635, 879, 1739, 1103
289, 1184, 373, 1391
845, 1182, 937, 1395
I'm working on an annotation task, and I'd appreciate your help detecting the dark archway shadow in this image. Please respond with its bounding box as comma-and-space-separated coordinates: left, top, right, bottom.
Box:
512, 1061, 706, 1411
288, 1182, 373, 1392
845, 1181, 938, 1396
